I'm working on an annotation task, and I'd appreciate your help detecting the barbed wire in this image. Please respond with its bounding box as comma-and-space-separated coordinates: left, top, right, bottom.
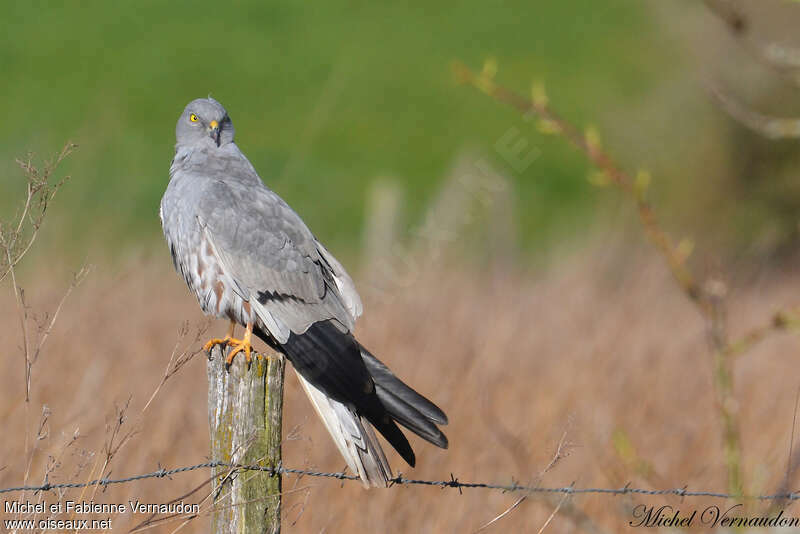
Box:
1, 461, 799, 501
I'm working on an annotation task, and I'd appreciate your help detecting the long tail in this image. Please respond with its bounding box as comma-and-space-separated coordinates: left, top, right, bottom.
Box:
294, 370, 393, 487
256, 321, 448, 488
360, 346, 448, 449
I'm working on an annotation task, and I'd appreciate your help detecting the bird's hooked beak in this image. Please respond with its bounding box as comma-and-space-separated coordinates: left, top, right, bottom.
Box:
208, 120, 220, 146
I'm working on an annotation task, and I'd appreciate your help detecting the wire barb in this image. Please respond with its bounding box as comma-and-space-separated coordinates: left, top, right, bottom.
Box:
2, 461, 799, 500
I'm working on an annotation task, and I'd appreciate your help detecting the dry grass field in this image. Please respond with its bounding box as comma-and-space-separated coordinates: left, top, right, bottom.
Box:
2, 239, 800, 533
6, 3, 800, 532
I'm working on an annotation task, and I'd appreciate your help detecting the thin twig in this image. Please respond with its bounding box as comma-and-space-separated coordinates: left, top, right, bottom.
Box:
30, 266, 91, 366
475, 427, 572, 533
770, 385, 800, 514
452, 62, 705, 312
536, 493, 569, 534
726, 306, 800, 358
0, 143, 76, 283
475, 496, 527, 533
454, 61, 747, 494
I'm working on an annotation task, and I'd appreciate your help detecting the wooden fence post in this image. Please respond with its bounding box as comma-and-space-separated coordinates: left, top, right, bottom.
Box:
208, 345, 285, 533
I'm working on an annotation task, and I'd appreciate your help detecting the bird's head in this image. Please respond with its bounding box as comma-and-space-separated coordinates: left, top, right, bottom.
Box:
176, 97, 235, 148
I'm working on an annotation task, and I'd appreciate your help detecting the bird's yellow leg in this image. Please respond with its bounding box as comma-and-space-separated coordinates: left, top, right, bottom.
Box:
224, 322, 253, 366
203, 320, 236, 352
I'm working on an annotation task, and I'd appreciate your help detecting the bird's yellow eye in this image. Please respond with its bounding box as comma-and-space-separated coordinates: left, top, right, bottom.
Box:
189, 114, 199, 122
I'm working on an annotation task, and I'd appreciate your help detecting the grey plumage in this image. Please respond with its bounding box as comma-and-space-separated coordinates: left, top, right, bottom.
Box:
161, 97, 448, 487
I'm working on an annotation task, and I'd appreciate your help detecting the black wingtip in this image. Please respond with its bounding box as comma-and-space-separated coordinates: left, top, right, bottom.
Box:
360, 346, 449, 426
373, 415, 416, 467
259, 321, 421, 467
374, 383, 449, 449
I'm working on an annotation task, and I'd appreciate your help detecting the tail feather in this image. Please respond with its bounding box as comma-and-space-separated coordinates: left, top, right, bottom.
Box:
267, 321, 417, 468
256, 321, 448, 487
295, 370, 392, 487
361, 347, 449, 426
359, 400, 416, 467
375, 383, 448, 448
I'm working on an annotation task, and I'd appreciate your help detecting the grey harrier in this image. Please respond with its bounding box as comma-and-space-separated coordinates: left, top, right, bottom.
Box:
160, 97, 448, 487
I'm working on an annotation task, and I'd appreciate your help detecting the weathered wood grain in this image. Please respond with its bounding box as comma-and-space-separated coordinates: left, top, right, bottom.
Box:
208, 346, 285, 534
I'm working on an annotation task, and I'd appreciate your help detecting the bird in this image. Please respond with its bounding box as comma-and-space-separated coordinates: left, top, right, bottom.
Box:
160, 97, 448, 487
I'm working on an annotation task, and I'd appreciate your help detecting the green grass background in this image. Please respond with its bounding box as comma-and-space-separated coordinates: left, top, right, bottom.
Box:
0, 1, 705, 259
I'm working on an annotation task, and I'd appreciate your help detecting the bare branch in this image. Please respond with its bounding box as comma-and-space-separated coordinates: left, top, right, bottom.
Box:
0, 142, 76, 283
455, 61, 746, 495
453, 62, 705, 312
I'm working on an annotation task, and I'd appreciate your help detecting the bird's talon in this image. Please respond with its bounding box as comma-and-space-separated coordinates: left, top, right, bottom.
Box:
203, 336, 231, 353
223, 336, 253, 366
